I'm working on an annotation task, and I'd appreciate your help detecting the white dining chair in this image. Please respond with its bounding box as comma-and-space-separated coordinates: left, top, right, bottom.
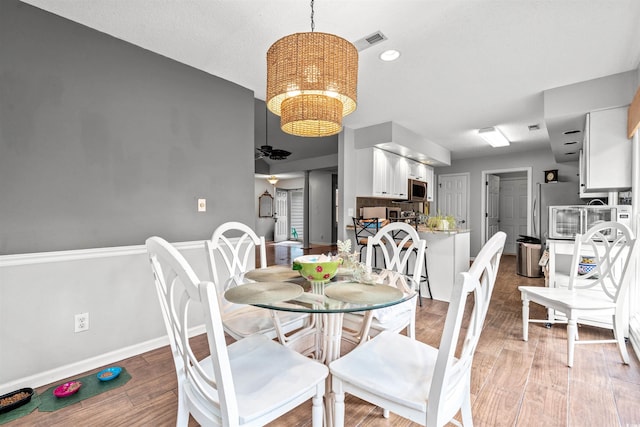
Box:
330, 231, 506, 427
341, 222, 425, 346
205, 221, 309, 343
519, 221, 637, 367
146, 236, 327, 427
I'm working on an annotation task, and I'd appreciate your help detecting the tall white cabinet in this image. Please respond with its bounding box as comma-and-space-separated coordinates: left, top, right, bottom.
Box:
581, 106, 632, 193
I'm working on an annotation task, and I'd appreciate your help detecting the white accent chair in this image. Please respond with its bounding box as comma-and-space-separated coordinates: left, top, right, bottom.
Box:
146, 236, 327, 427
341, 222, 426, 346
330, 231, 506, 427
205, 221, 309, 343
519, 221, 637, 367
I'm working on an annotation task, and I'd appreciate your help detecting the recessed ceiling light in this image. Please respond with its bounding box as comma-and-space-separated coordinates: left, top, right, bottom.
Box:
379, 49, 400, 62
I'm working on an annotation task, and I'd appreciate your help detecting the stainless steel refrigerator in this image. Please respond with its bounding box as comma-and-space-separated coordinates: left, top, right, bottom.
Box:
533, 182, 583, 246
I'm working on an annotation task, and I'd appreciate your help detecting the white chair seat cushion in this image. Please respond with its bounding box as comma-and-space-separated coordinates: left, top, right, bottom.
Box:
223, 306, 307, 338
189, 335, 328, 424
519, 286, 616, 312
330, 331, 438, 412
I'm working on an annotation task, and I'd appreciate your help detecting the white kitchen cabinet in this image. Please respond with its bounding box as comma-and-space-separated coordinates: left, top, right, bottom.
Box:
578, 148, 608, 199
372, 148, 391, 197
408, 159, 427, 180
371, 148, 408, 199
546, 239, 627, 335
583, 106, 632, 192
391, 155, 409, 198
425, 165, 434, 202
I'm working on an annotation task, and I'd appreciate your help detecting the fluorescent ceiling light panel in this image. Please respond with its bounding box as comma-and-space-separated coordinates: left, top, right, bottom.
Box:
478, 127, 510, 147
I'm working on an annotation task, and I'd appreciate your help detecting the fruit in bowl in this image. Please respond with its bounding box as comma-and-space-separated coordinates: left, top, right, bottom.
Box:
293, 254, 342, 283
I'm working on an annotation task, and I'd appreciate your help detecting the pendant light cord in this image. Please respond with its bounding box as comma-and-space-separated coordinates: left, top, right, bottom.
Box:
310, 0, 315, 32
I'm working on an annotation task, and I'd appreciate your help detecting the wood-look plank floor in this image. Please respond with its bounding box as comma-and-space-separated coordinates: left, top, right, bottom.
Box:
7, 241, 639, 426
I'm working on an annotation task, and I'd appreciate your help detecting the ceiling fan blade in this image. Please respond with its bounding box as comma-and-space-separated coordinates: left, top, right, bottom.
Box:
269, 149, 291, 160
259, 144, 273, 154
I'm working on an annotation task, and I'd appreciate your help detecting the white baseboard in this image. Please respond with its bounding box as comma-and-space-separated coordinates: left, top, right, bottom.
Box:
0, 324, 206, 396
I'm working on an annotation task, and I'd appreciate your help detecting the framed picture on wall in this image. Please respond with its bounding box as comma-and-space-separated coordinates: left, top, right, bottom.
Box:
259, 191, 273, 217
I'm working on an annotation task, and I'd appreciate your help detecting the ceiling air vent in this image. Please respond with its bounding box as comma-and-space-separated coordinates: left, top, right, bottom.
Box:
354, 31, 388, 51
528, 124, 540, 131
563, 129, 581, 135
563, 141, 578, 145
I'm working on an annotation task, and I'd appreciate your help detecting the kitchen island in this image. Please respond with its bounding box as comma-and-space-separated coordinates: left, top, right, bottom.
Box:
345, 223, 470, 302
417, 227, 470, 302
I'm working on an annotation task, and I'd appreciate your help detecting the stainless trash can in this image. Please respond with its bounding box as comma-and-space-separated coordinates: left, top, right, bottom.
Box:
516, 235, 542, 278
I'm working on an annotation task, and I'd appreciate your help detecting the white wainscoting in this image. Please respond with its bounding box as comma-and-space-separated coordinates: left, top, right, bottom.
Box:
0, 238, 244, 395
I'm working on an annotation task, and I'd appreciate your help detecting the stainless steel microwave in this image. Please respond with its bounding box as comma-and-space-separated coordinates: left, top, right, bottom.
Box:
408, 179, 428, 202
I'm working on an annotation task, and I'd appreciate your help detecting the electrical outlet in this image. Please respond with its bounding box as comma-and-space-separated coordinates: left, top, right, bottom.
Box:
74, 313, 89, 333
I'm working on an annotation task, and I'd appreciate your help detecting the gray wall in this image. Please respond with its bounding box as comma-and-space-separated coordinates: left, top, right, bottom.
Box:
436, 148, 579, 255
0, 0, 254, 254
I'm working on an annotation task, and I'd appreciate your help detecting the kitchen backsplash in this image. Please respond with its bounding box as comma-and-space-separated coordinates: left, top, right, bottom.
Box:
355, 197, 428, 217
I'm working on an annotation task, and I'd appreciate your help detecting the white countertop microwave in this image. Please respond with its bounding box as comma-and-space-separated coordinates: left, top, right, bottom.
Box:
548, 205, 632, 241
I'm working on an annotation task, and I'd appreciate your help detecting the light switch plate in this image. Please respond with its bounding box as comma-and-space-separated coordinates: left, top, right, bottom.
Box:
197, 198, 206, 212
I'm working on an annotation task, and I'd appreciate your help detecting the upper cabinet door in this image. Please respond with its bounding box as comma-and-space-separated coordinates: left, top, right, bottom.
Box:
372, 148, 391, 197
584, 106, 632, 191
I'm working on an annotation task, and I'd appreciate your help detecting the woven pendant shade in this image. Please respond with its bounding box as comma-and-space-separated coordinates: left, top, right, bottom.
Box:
266, 31, 358, 137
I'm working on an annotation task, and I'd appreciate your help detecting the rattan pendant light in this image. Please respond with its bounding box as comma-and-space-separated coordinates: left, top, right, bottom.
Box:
266, 0, 358, 137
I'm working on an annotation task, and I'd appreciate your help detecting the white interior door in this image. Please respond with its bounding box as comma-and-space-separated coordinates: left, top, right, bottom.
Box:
486, 174, 500, 241
498, 177, 528, 254
274, 189, 288, 242
437, 173, 469, 228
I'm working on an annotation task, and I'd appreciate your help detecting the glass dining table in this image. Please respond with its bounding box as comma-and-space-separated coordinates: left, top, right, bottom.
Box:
223, 265, 418, 426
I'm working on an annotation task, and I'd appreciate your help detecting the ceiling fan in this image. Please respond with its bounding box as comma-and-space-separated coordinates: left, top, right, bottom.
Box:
255, 144, 291, 160
255, 107, 291, 160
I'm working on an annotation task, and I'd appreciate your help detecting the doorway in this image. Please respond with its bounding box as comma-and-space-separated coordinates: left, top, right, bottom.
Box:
481, 168, 532, 255
290, 189, 304, 242
274, 188, 289, 242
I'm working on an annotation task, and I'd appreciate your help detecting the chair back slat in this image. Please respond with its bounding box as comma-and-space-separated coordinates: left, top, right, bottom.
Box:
205, 221, 267, 311
365, 222, 426, 285
428, 231, 506, 425
146, 236, 238, 425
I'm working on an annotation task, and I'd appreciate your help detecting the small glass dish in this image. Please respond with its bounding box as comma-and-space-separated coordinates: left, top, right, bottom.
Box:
53, 381, 82, 397
96, 366, 122, 382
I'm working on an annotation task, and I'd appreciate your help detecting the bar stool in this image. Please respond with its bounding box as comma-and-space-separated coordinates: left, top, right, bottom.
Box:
352, 217, 385, 266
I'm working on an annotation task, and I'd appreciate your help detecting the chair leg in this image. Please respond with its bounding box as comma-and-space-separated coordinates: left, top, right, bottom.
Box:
522, 297, 529, 341
312, 385, 324, 427
613, 314, 630, 364
460, 388, 473, 426
176, 389, 189, 427
333, 378, 345, 427
567, 317, 577, 367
